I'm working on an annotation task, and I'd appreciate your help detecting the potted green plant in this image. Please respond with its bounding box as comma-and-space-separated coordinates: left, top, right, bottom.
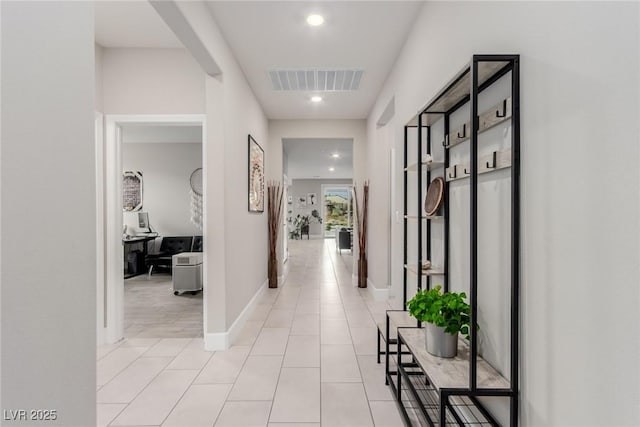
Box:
406, 285, 472, 358
293, 212, 322, 239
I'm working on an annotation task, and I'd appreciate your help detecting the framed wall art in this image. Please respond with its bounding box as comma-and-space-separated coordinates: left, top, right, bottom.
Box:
307, 193, 317, 206
123, 171, 143, 212
248, 135, 265, 212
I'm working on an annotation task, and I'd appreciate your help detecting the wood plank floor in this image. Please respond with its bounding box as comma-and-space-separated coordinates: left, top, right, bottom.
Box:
124, 273, 203, 338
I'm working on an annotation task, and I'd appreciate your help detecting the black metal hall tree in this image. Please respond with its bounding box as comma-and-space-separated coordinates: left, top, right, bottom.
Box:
376, 54, 521, 426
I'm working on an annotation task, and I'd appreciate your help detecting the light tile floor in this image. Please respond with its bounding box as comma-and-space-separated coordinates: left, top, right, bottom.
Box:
97, 238, 403, 426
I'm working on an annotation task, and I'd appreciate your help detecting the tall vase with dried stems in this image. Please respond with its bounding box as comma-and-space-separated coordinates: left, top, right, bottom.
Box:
353, 181, 370, 288
267, 181, 284, 288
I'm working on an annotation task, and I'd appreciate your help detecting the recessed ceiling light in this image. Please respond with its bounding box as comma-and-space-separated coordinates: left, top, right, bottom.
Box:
328, 167, 335, 172
331, 153, 340, 159
306, 14, 324, 26
311, 95, 322, 103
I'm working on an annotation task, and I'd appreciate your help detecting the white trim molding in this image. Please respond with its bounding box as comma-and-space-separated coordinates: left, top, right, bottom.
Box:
203, 331, 229, 351
204, 278, 268, 351
366, 278, 389, 301
102, 114, 206, 345
278, 255, 290, 286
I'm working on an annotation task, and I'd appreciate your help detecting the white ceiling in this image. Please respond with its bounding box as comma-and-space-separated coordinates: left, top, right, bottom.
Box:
94, 0, 423, 118
94, 2, 414, 180
284, 138, 353, 180
205, 1, 423, 119
95, 1, 183, 48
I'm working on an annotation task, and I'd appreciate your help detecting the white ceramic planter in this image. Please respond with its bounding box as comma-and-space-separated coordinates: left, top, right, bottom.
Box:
425, 322, 458, 358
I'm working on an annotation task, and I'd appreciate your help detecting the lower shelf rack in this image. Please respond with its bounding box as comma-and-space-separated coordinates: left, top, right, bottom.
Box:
386, 327, 513, 427
397, 362, 496, 426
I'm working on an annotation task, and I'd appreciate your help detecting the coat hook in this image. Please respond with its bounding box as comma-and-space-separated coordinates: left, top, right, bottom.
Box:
463, 167, 470, 175
448, 165, 457, 179
442, 135, 449, 147
457, 123, 466, 139
486, 151, 497, 169
496, 99, 507, 118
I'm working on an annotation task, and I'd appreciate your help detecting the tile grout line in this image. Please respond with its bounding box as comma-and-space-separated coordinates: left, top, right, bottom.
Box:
98, 340, 160, 392
155, 337, 219, 427
105, 337, 202, 426
96, 339, 125, 362
264, 268, 294, 425
326, 238, 376, 427
213, 264, 289, 426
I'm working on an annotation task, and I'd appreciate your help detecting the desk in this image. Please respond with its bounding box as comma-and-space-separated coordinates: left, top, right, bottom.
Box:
123, 235, 157, 278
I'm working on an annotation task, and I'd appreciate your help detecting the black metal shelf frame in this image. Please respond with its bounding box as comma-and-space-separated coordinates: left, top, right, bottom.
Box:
377, 113, 437, 385
385, 54, 520, 427
396, 327, 504, 427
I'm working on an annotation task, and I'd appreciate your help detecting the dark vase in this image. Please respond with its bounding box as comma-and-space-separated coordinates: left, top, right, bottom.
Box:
358, 256, 367, 288
268, 252, 278, 288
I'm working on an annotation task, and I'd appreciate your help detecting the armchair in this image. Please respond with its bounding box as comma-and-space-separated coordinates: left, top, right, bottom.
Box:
337, 227, 352, 253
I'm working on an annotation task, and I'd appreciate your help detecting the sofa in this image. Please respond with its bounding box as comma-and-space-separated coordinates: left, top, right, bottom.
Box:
146, 235, 202, 276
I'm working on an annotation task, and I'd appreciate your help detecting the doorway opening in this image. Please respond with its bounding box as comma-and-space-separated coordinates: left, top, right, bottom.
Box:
121, 122, 203, 338
99, 114, 206, 344
282, 138, 353, 243
321, 185, 353, 238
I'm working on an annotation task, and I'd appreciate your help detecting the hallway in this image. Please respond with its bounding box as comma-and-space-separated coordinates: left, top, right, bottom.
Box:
97, 238, 403, 426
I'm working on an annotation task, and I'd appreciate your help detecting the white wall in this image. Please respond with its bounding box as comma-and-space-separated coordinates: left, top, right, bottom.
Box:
96, 47, 206, 344
1, 2, 96, 425
175, 2, 270, 345
102, 47, 205, 114
367, 120, 393, 295
122, 142, 202, 237
269, 120, 367, 189
367, 2, 640, 425
289, 179, 352, 236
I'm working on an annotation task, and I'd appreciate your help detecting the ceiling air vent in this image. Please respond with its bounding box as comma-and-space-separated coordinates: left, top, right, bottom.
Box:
268, 68, 363, 92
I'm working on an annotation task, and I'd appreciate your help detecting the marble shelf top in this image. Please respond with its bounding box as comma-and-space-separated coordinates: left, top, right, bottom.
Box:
398, 327, 510, 391
377, 310, 419, 341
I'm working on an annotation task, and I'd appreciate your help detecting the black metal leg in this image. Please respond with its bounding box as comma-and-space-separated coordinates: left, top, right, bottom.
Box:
396, 336, 402, 400
511, 394, 518, 427
385, 315, 391, 385
440, 391, 447, 426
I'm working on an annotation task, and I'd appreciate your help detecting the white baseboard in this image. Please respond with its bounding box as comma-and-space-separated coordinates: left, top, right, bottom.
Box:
204, 331, 229, 351
366, 278, 389, 301
351, 274, 389, 301
204, 277, 268, 351
279, 260, 289, 286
